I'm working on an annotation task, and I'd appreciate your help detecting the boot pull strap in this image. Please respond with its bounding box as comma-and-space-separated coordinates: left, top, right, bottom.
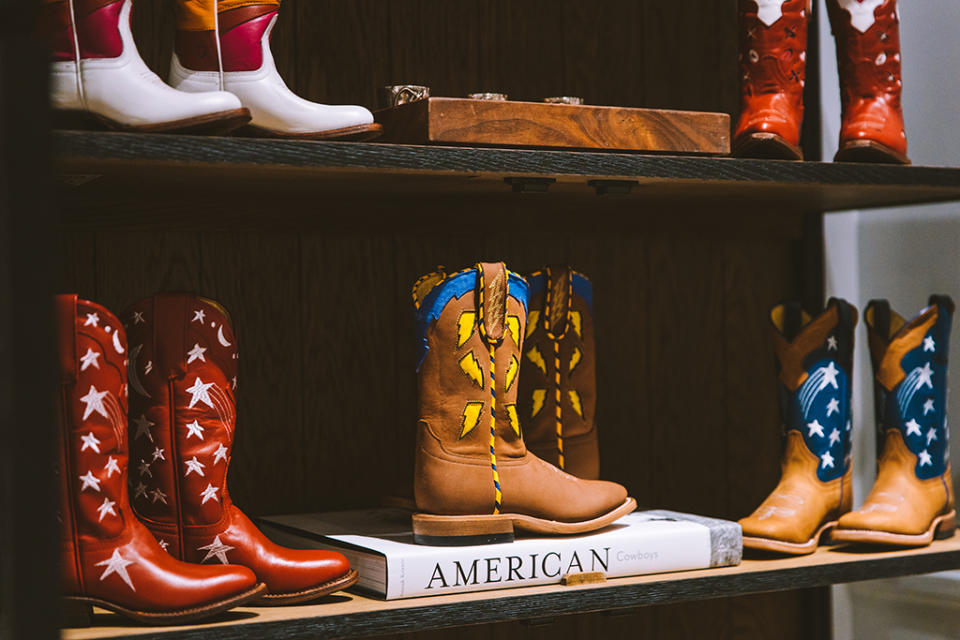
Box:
781, 300, 805, 340
928, 294, 955, 318
476, 262, 507, 345
866, 299, 891, 341
153, 294, 189, 380
56, 294, 79, 382
544, 265, 572, 339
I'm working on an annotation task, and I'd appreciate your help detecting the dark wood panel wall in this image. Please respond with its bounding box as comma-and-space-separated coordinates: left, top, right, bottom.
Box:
57, 1, 828, 638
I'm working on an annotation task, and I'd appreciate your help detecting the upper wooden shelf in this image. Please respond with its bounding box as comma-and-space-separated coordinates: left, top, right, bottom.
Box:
62, 535, 960, 640
53, 131, 960, 223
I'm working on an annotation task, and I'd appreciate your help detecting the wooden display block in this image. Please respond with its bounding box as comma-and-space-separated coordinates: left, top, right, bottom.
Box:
374, 98, 730, 154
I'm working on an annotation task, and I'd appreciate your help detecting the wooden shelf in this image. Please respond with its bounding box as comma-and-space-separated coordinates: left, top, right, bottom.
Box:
63, 535, 960, 640
53, 131, 960, 228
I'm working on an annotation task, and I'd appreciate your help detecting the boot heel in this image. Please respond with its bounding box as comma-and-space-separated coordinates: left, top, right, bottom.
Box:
934, 511, 956, 541
412, 514, 515, 546
61, 598, 93, 627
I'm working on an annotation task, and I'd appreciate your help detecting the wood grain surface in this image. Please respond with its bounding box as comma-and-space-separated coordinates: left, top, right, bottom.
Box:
374, 98, 730, 153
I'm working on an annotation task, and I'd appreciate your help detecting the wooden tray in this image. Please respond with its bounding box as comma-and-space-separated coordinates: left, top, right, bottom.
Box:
374, 97, 730, 154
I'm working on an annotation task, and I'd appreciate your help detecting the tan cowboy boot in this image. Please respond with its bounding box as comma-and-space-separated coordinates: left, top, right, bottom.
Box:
410, 263, 633, 545
519, 266, 600, 479
833, 297, 955, 546
740, 299, 857, 554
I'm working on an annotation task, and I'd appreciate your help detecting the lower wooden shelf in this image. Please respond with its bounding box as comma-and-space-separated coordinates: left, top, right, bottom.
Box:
64, 535, 960, 639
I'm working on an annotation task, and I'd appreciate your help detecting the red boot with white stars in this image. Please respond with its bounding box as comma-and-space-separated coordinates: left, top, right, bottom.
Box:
124, 293, 357, 605
55, 295, 264, 624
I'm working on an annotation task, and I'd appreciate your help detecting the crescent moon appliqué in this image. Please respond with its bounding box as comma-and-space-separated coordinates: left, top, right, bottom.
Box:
217, 326, 232, 347
112, 329, 125, 354
128, 344, 152, 398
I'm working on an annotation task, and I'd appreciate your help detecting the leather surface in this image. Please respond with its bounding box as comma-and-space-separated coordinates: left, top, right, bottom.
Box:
519, 267, 600, 480
124, 294, 351, 596
413, 264, 627, 520
75, 0, 124, 59
734, 0, 808, 148
38, 0, 75, 62
56, 295, 258, 611
827, 0, 908, 158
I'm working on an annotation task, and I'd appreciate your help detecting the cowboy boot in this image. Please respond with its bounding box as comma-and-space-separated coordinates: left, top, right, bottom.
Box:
55, 295, 264, 624
827, 0, 909, 164
739, 299, 856, 554
733, 0, 808, 160
833, 297, 955, 546
38, 0, 249, 133
169, 0, 382, 140
518, 266, 600, 480
123, 293, 358, 604
410, 263, 634, 545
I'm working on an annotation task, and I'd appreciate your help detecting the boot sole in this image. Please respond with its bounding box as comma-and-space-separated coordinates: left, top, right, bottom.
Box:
258, 569, 359, 606
53, 108, 252, 136
237, 122, 384, 141
732, 132, 803, 161
834, 139, 911, 165
411, 497, 637, 546
62, 581, 266, 626
830, 510, 956, 547
742, 519, 837, 556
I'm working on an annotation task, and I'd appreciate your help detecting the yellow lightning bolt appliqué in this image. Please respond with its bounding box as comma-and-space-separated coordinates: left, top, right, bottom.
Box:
526, 345, 546, 375
569, 311, 582, 338
457, 311, 476, 348
459, 351, 484, 389
569, 346, 582, 374
506, 404, 521, 437
568, 389, 584, 418
531, 389, 546, 417
505, 315, 521, 346
460, 402, 484, 439
526, 310, 540, 338
505, 355, 519, 392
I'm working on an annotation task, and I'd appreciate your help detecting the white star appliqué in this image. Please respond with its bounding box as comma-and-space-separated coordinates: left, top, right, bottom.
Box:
96, 497, 117, 522
138, 459, 152, 478
918, 449, 933, 467
923, 336, 936, 352
152, 447, 165, 462
79, 470, 101, 492
192, 309, 206, 323
924, 398, 935, 415
80, 386, 109, 421
197, 535, 234, 564
213, 444, 228, 465
827, 336, 838, 351
807, 419, 825, 438
184, 456, 206, 478
199, 483, 219, 505
157, 539, 170, 552
103, 456, 120, 477
185, 420, 205, 440
185, 377, 216, 410
80, 348, 101, 371
826, 398, 840, 417
187, 343, 207, 364
133, 482, 148, 499
133, 414, 154, 442
95, 549, 135, 591
80, 432, 101, 453
132, 311, 145, 325
84, 313, 100, 327
151, 488, 168, 504
828, 428, 841, 446
905, 419, 922, 437
820, 362, 840, 390
927, 427, 938, 445
915, 362, 934, 390
821, 451, 835, 469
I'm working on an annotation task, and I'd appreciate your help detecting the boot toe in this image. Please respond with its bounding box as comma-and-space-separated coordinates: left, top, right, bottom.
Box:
258, 549, 352, 594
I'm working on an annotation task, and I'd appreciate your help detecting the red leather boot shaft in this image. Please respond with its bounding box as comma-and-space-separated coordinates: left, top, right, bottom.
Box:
175, 3, 277, 72
734, 0, 808, 155
38, 0, 76, 62
73, 0, 125, 59
55, 295, 258, 614
828, 0, 908, 162
125, 294, 352, 600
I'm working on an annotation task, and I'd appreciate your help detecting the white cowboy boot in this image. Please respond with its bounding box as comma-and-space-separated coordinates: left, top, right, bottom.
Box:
169, 1, 382, 140
41, 0, 249, 133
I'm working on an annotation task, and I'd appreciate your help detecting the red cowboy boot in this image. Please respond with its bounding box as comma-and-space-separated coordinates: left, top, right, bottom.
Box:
827, 0, 909, 163
733, 0, 809, 160
55, 295, 264, 624
124, 294, 358, 605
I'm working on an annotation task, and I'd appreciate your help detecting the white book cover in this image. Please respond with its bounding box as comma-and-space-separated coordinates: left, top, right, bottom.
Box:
260, 508, 741, 600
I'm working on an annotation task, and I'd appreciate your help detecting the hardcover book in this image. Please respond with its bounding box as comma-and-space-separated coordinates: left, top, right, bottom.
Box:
259, 508, 742, 600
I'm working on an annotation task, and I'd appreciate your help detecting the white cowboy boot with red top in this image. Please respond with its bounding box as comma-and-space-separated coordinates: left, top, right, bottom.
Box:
124, 293, 358, 604
38, 0, 249, 133
169, 0, 381, 140
55, 294, 264, 624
